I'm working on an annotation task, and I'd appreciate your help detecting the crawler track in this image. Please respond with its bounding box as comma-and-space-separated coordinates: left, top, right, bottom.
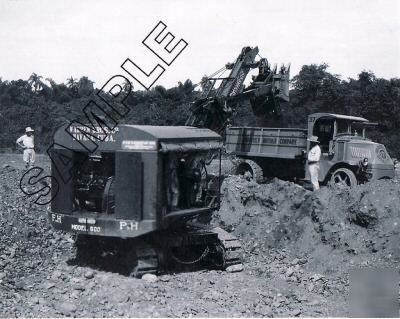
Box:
73, 226, 243, 278
128, 226, 243, 278
212, 227, 243, 268
130, 245, 159, 277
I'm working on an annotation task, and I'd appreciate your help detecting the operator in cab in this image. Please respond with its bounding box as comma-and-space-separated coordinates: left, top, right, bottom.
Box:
307, 136, 321, 191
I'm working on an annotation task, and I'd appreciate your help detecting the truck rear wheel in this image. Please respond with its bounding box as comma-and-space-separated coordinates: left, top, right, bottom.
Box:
235, 160, 264, 183
331, 168, 357, 188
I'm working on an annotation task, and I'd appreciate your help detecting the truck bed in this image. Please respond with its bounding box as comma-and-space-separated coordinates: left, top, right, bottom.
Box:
225, 126, 307, 159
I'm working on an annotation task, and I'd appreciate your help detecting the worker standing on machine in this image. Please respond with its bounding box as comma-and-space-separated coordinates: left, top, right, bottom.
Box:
307, 136, 321, 191
168, 154, 180, 210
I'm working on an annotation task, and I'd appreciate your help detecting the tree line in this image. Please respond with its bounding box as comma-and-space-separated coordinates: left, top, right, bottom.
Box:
1, 65, 400, 158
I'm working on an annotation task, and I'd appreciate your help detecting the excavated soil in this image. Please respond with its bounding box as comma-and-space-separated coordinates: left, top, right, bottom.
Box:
0, 155, 399, 317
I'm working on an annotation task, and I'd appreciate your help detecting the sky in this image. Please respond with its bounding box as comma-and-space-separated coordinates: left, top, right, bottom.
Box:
0, 0, 399, 89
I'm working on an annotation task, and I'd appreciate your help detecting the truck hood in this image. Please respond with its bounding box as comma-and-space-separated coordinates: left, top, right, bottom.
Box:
345, 139, 393, 166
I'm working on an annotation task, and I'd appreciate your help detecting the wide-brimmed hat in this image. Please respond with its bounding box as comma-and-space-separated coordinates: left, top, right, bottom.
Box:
25, 127, 34, 133
307, 135, 319, 143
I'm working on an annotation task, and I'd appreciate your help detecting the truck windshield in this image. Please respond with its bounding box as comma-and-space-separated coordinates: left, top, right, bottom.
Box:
336, 120, 352, 135
336, 121, 373, 138
352, 122, 376, 138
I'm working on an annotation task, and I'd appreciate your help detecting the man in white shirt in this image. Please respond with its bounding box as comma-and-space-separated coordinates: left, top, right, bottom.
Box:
16, 127, 35, 169
307, 135, 321, 191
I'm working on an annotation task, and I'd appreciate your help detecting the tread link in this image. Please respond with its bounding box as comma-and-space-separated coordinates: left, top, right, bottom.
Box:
211, 227, 243, 268
130, 245, 159, 278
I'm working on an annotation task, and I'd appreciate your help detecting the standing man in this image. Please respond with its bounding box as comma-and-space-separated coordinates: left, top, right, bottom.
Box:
16, 127, 35, 169
307, 136, 321, 191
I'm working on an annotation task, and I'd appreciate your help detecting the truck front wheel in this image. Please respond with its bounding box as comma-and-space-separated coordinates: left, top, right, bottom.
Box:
330, 168, 357, 188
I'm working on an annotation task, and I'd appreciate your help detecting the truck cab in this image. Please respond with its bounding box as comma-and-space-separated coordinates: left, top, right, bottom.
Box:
308, 113, 395, 186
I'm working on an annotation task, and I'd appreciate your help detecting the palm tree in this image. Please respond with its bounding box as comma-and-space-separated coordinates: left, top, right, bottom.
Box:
66, 76, 78, 89
28, 73, 44, 92
77, 76, 94, 96
122, 80, 133, 94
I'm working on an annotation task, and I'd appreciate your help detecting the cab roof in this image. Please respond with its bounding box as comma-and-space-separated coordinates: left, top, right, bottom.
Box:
120, 125, 221, 141
310, 113, 369, 122
54, 124, 222, 152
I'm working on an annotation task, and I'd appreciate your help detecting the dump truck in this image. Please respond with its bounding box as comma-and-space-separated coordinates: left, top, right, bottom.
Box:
226, 113, 395, 187
185, 48, 395, 187
48, 124, 242, 276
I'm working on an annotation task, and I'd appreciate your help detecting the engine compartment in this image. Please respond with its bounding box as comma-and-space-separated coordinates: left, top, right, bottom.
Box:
72, 151, 220, 215
73, 152, 115, 213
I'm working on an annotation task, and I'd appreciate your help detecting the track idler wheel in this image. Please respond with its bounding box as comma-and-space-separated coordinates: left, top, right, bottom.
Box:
130, 245, 160, 278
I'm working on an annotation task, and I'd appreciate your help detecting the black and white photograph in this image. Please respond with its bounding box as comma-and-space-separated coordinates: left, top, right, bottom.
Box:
0, 0, 399, 317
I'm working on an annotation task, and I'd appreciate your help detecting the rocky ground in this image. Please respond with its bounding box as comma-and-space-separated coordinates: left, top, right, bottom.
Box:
0, 154, 399, 317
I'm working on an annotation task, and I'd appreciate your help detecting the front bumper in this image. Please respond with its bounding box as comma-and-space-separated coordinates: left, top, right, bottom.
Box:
48, 212, 157, 238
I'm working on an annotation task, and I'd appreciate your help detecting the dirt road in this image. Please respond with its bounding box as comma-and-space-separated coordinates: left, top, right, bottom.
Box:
0, 155, 398, 317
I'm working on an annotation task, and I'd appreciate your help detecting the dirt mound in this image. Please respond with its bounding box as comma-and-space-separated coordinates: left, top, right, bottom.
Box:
0, 157, 398, 317
215, 176, 400, 274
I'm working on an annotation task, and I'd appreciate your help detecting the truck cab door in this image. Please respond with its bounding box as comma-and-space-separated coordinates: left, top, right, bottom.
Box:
313, 119, 334, 153
310, 118, 335, 181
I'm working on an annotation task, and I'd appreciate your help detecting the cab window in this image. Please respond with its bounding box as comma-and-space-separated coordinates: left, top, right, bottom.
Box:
312, 119, 334, 152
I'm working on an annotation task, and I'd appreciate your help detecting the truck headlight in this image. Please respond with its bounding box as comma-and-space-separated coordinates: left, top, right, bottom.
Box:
361, 158, 369, 167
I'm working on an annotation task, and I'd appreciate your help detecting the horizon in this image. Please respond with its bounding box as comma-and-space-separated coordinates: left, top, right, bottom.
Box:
0, 64, 397, 91
0, 0, 399, 89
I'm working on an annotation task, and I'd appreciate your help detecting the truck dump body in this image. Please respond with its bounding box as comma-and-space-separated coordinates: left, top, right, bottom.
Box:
225, 127, 307, 159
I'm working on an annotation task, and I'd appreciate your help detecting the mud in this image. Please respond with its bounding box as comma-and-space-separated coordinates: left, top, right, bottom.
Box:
0, 156, 399, 317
